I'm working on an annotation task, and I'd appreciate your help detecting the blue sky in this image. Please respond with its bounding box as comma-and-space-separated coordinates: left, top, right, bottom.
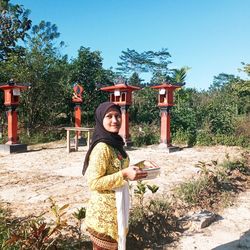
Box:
11, 0, 250, 90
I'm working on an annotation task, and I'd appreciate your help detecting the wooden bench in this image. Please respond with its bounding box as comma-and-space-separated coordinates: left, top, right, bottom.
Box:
64, 127, 94, 153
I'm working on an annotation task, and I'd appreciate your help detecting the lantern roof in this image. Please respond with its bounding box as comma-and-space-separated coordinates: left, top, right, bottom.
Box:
151, 82, 181, 90
0, 80, 31, 90
101, 83, 140, 92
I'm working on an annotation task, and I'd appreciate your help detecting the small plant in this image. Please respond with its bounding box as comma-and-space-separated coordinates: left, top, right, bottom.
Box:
147, 184, 159, 194
49, 197, 69, 227
195, 161, 214, 176
0, 208, 13, 250
221, 153, 248, 174
4, 198, 70, 250
73, 207, 86, 240
131, 124, 159, 147
175, 177, 209, 205
134, 181, 147, 207
128, 195, 177, 249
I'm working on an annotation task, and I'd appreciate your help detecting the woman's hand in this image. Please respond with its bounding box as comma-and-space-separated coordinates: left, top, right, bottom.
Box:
122, 166, 148, 181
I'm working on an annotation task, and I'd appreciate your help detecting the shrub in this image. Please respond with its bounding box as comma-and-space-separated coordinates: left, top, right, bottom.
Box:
20, 129, 64, 145
0, 208, 14, 250
175, 177, 210, 205
128, 197, 177, 249
130, 123, 159, 147
172, 129, 197, 146
222, 153, 249, 174
196, 130, 214, 146
127, 181, 180, 248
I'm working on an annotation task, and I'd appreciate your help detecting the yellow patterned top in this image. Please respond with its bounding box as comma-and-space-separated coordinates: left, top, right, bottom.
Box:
85, 142, 129, 241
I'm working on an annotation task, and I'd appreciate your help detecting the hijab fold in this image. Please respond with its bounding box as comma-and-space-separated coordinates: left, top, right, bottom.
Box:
82, 102, 127, 175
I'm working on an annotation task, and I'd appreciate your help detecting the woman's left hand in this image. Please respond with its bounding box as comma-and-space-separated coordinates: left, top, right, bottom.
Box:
122, 166, 148, 181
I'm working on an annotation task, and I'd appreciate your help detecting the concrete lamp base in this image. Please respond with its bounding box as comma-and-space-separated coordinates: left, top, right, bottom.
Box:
158, 143, 180, 153
0, 144, 27, 154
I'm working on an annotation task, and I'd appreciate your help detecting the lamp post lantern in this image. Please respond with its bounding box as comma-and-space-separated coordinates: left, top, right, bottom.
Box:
0, 79, 30, 153
151, 82, 181, 152
72, 83, 84, 130
101, 80, 140, 146
72, 83, 84, 141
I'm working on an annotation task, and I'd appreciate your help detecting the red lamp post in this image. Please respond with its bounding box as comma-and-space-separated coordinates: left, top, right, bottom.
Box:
151, 82, 181, 151
0, 79, 29, 153
72, 83, 84, 137
101, 81, 140, 146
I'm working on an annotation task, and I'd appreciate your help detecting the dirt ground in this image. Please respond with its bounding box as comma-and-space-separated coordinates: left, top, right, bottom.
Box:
0, 141, 249, 249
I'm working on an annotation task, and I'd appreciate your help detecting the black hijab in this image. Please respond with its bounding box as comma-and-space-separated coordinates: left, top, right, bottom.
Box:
82, 102, 127, 175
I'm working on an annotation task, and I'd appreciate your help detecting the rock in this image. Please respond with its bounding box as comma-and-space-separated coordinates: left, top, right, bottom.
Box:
180, 210, 218, 231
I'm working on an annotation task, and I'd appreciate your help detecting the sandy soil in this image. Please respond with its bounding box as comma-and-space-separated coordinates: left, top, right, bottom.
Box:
0, 141, 249, 249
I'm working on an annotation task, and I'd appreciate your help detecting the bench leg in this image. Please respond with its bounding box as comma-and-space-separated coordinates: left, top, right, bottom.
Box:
87, 132, 91, 148
66, 130, 70, 153
75, 133, 79, 151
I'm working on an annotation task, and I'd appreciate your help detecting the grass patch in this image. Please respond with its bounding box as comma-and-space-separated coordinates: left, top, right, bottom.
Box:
174, 152, 249, 211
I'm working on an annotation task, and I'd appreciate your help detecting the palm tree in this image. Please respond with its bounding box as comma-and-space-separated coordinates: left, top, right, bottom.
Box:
171, 67, 190, 85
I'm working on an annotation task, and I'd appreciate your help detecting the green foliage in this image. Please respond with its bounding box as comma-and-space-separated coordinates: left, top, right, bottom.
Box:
196, 130, 215, 146
130, 87, 159, 124
0, 0, 249, 148
206, 103, 235, 134
176, 177, 210, 205
172, 129, 196, 146
128, 199, 174, 249
147, 184, 159, 194
0, 199, 90, 250
72, 207, 86, 243
195, 129, 249, 147
128, 72, 142, 86
20, 128, 64, 145
3, 198, 70, 249
130, 123, 159, 147
134, 181, 147, 206
175, 152, 249, 208
117, 48, 172, 76
128, 180, 177, 249
209, 73, 239, 92
222, 153, 248, 174
171, 67, 190, 84
128, 197, 177, 249
69, 46, 111, 125
0, 208, 14, 250
9, 20, 71, 134
73, 207, 86, 221
0, 0, 31, 61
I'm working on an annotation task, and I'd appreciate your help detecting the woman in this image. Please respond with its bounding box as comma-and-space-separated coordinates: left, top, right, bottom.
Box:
82, 102, 147, 250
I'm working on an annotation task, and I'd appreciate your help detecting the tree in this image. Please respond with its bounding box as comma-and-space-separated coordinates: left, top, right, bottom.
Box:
171, 67, 190, 84
130, 87, 159, 124
13, 21, 70, 133
209, 73, 239, 92
150, 71, 171, 86
128, 72, 143, 86
117, 48, 172, 77
0, 0, 31, 61
69, 47, 112, 125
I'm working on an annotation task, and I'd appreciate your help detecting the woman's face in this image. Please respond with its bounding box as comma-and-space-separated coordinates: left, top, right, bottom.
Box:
103, 108, 122, 133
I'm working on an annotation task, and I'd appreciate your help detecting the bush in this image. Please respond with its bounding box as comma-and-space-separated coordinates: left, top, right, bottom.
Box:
130, 123, 159, 147
222, 153, 249, 174
20, 128, 65, 145
127, 197, 177, 249
0, 208, 14, 250
196, 130, 214, 146
172, 129, 197, 146
0, 199, 89, 250
175, 177, 210, 205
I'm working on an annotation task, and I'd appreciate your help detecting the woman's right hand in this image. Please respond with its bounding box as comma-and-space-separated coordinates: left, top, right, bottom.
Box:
122, 166, 148, 181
